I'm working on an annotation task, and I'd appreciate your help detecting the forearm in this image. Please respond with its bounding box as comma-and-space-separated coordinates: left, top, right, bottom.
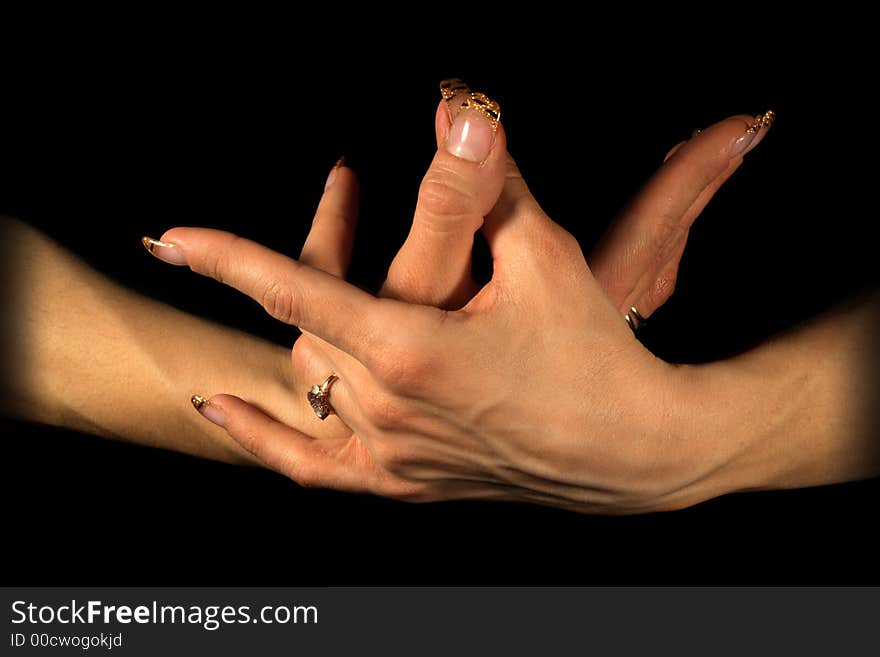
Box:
2, 218, 297, 465
673, 292, 880, 505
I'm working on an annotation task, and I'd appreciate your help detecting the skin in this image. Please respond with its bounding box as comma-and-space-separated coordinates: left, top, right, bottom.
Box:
2, 217, 282, 465
1, 92, 770, 507
156, 98, 876, 514
17, 86, 848, 512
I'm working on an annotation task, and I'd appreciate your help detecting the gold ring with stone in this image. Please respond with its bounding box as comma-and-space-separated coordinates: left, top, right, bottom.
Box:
307, 374, 338, 420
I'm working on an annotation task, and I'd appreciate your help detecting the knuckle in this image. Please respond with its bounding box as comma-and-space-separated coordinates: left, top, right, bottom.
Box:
360, 339, 399, 381
372, 344, 441, 393
260, 277, 300, 325
417, 175, 480, 229
359, 389, 405, 430
361, 305, 450, 392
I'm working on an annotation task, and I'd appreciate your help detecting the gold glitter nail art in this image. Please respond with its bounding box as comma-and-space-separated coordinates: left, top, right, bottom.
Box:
440, 78, 469, 101
458, 91, 501, 130
746, 110, 776, 134
439, 78, 502, 135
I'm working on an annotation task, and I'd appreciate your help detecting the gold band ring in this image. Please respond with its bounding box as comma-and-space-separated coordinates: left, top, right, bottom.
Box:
624, 307, 646, 333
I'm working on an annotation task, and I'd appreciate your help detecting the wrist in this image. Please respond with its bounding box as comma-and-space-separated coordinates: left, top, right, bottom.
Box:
620, 357, 747, 511
624, 351, 807, 512
662, 307, 870, 508
663, 360, 783, 506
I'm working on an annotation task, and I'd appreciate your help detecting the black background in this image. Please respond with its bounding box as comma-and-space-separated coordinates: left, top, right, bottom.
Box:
2, 35, 877, 584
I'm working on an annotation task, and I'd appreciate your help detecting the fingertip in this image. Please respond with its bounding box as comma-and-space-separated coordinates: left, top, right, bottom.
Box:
326, 165, 360, 200
156, 227, 246, 277
157, 226, 208, 255
202, 391, 240, 406
436, 92, 507, 155
196, 393, 269, 457
302, 160, 361, 277
323, 156, 345, 191
724, 114, 758, 130
741, 118, 773, 156
436, 95, 508, 157
142, 235, 188, 265
490, 120, 507, 162
191, 392, 243, 429
158, 226, 188, 245
703, 113, 772, 159
324, 158, 360, 195
204, 392, 265, 422
659, 114, 755, 173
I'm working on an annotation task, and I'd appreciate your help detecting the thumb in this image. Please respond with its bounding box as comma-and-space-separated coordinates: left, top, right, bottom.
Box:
381, 80, 506, 309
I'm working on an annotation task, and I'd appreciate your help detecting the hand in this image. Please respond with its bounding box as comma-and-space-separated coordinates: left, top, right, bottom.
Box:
281, 85, 770, 488
149, 88, 774, 512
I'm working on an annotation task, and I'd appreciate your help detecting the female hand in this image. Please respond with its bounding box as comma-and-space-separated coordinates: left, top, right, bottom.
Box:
146, 82, 775, 512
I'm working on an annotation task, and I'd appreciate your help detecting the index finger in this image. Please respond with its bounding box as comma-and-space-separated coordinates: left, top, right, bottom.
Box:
159, 227, 396, 362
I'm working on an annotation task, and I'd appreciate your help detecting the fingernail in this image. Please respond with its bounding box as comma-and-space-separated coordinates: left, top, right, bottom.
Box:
729, 110, 776, 158
728, 130, 757, 158
141, 236, 188, 265
191, 394, 226, 428
324, 155, 345, 191
439, 78, 470, 123
444, 91, 501, 163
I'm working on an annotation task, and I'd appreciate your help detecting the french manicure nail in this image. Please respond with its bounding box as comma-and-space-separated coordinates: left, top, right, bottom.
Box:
445, 92, 501, 163
729, 110, 776, 158
439, 78, 470, 123
324, 155, 345, 191
141, 236, 188, 265
191, 394, 226, 428
742, 110, 776, 156
729, 129, 758, 158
